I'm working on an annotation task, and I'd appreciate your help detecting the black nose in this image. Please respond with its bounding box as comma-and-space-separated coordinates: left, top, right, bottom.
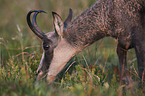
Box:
36, 70, 40, 76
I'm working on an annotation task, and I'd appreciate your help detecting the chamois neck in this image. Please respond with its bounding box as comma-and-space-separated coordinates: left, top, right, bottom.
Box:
65, 0, 110, 48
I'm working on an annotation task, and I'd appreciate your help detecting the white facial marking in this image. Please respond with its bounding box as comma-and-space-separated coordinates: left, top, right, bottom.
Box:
37, 52, 45, 73
46, 38, 80, 83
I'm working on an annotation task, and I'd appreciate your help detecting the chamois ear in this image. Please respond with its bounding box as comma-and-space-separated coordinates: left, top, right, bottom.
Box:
64, 8, 73, 28
52, 12, 64, 37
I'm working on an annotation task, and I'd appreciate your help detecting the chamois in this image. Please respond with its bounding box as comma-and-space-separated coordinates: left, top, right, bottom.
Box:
27, 0, 145, 87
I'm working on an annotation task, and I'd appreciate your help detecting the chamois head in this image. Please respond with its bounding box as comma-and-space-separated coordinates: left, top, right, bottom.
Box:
27, 9, 77, 83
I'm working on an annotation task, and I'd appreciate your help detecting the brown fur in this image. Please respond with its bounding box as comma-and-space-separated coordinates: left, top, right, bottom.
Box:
64, 0, 145, 87
27, 0, 145, 87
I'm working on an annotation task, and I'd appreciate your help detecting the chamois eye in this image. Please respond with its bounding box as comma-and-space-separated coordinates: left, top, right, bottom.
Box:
43, 45, 50, 50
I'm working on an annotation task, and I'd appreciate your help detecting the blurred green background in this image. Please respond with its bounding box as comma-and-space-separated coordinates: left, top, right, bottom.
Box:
0, 0, 96, 65
0, 0, 143, 95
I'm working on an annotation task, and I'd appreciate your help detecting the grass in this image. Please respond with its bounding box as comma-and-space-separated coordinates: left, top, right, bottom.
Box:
0, 0, 145, 96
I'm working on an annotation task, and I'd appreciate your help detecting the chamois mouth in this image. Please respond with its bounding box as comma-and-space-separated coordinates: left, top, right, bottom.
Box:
36, 70, 49, 80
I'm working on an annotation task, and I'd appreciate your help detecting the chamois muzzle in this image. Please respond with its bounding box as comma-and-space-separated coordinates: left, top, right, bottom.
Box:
27, 10, 47, 39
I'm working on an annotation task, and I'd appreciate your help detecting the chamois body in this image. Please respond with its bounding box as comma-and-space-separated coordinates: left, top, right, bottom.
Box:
27, 0, 145, 87
66, 0, 143, 47
65, 0, 145, 86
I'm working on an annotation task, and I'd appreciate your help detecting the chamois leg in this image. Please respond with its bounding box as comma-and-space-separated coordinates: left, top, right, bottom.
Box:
117, 44, 129, 85
132, 27, 145, 88
134, 45, 145, 88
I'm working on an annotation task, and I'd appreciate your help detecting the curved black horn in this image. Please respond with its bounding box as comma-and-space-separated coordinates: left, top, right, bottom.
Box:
32, 10, 47, 38
27, 10, 47, 39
